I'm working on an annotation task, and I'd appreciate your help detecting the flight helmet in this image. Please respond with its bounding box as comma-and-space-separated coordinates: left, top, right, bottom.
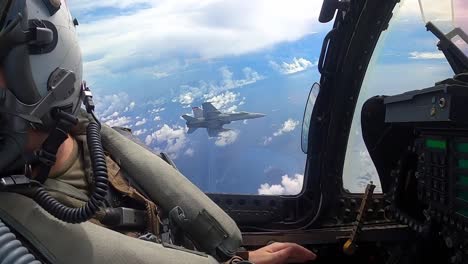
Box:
0, 0, 83, 171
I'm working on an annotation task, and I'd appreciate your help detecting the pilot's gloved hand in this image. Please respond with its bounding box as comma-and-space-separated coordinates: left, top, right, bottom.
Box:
248, 242, 316, 264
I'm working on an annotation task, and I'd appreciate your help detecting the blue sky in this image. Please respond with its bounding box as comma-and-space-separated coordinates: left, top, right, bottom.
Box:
68, 0, 458, 194
68, 0, 326, 195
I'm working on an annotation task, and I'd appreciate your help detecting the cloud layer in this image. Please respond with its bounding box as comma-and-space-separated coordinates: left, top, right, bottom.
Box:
145, 124, 189, 159
71, 0, 323, 78
270, 57, 316, 75
104, 116, 132, 127
175, 67, 263, 108
133, 129, 148, 136
409, 51, 445, 59
214, 130, 239, 147
95, 92, 135, 118
135, 118, 148, 126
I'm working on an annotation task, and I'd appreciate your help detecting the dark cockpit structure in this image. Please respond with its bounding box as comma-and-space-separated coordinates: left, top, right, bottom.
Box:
207, 0, 468, 263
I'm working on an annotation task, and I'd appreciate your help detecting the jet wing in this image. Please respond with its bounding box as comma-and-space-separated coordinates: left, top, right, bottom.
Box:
207, 128, 231, 137
202, 102, 221, 119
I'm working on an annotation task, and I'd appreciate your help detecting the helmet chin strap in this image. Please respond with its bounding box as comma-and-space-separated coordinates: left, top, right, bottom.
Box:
0, 116, 76, 181
32, 109, 78, 183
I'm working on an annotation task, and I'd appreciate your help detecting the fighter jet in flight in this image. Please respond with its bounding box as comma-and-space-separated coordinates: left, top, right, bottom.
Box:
182, 102, 266, 137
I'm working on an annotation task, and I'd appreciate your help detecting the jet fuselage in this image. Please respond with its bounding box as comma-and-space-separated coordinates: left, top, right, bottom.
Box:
186, 112, 266, 128
182, 103, 266, 136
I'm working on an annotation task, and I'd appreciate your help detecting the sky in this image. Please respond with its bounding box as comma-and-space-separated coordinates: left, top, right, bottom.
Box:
67, 0, 327, 195
67, 0, 466, 195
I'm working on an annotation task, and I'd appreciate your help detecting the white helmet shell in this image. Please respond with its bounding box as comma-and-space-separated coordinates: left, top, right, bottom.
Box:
0, 0, 83, 130
29, 0, 83, 99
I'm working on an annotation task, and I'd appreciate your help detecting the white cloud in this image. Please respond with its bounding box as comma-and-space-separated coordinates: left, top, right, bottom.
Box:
258, 174, 304, 195
145, 124, 188, 159
72, 0, 323, 78
145, 98, 166, 107
219, 67, 264, 89
135, 60, 190, 80
263, 119, 300, 145
258, 184, 285, 195
176, 92, 196, 107
150, 107, 165, 120
101, 111, 119, 121
263, 136, 273, 146
124, 102, 136, 112
133, 129, 148, 136
205, 91, 239, 111
214, 130, 239, 146
176, 67, 263, 107
356, 149, 381, 191
153, 71, 170, 79
225, 105, 238, 113
95, 92, 132, 117
270, 57, 316, 74
383, 0, 449, 23
273, 119, 300, 136
184, 148, 195, 157
407, 0, 452, 23
409, 51, 445, 59
135, 118, 147, 126
149, 107, 166, 114
105, 116, 133, 127
344, 146, 383, 193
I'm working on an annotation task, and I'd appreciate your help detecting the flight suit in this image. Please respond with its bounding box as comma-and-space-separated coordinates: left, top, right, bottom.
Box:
0, 192, 220, 264
0, 112, 240, 263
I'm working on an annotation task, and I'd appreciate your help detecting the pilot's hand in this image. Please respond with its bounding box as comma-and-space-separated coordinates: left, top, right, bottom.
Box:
248, 242, 316, 264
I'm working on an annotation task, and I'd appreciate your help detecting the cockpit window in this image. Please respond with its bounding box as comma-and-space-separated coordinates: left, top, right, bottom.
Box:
343, 0, 460, 193
70, 1, 329, 195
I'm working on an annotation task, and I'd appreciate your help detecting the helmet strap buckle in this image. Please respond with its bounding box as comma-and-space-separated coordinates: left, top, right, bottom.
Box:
33, 109, 78, 183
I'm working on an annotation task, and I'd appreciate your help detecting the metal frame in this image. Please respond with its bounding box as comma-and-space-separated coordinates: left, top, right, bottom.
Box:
208, 0, 402, 237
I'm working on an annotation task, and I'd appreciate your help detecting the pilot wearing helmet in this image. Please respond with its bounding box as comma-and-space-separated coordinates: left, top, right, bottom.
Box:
0, 1, 316, 263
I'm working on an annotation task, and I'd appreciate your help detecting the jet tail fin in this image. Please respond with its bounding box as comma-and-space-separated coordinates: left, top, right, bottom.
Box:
192, 107, 204, 118
202, 102, 221, 118
182, 115, 197, 122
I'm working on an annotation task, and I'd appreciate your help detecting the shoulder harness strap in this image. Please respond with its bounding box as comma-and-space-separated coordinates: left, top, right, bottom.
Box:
105, 156, 161, 235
